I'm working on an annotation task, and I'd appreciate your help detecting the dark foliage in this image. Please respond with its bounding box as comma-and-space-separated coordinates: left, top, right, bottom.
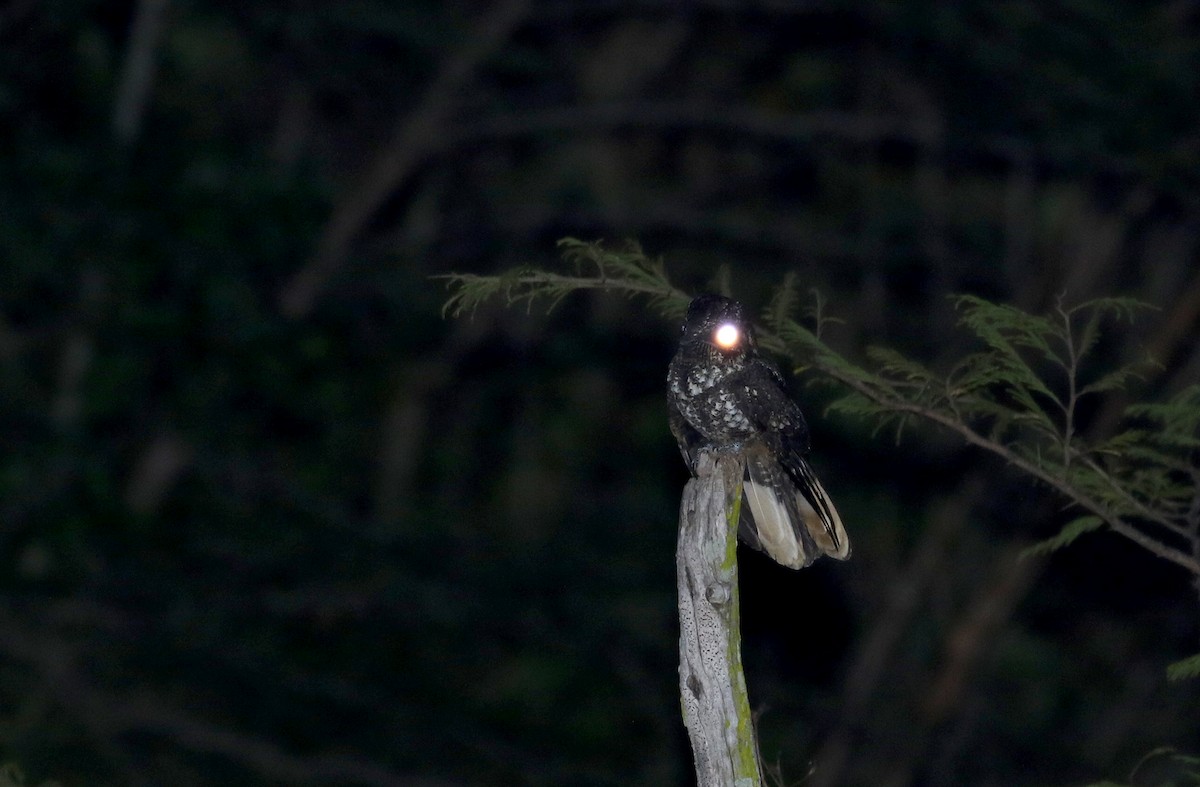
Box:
1, 2, 1198, 785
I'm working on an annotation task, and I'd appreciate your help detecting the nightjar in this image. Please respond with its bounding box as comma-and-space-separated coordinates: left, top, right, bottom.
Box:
667, 294, 850, 569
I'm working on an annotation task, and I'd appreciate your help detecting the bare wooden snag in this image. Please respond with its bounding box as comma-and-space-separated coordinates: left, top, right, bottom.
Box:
676, 452, 764, 787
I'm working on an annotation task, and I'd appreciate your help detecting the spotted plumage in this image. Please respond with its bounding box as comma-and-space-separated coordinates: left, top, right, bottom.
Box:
667, 294, 850, 569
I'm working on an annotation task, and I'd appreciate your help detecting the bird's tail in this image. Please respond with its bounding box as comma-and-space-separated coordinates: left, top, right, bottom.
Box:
739, 449, 850, 569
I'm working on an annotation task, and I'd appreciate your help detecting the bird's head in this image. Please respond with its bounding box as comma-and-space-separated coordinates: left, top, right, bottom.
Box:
679, 294, 755, 356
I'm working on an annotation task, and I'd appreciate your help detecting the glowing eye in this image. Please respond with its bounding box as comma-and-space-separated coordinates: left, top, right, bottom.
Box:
714, 323, 740, 349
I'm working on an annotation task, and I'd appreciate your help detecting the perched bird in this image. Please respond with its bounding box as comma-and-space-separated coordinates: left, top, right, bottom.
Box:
667, 294, 850, 569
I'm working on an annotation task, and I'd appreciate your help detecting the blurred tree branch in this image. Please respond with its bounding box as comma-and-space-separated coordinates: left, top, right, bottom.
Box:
112, 0, 171, 145
279, 0, 533, 318
809, 477, 992, 787
0, 605, 450, 787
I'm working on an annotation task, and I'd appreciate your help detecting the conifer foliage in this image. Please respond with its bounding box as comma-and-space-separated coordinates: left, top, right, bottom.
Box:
443, 238, 1200, 671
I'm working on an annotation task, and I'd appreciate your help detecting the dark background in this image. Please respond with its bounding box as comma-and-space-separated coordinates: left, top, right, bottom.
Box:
2, 2, 1199, 785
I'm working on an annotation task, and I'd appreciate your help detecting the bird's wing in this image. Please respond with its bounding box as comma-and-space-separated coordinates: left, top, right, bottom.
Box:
735, 361, 851, 562
668, 396, 706, 475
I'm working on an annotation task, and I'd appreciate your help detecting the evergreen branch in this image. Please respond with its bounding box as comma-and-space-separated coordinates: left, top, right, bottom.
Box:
435, 239, 690, 319
1080, 456, 1194, 540
1059, 299, 1081, 469
439, 240, 1200, 577
770, 293, 1198, 574
814, 357, 1200, 575
1021, 515, 1104, 559
436, 269, 685, 317
1167, 653, 1200, 682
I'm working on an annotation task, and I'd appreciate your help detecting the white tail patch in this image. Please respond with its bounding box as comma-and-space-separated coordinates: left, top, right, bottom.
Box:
742, 479, 805, 568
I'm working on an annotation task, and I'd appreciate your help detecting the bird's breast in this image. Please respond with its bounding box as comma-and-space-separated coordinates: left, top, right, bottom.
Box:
669, 360, 756, 443
696, 386, 754, 440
